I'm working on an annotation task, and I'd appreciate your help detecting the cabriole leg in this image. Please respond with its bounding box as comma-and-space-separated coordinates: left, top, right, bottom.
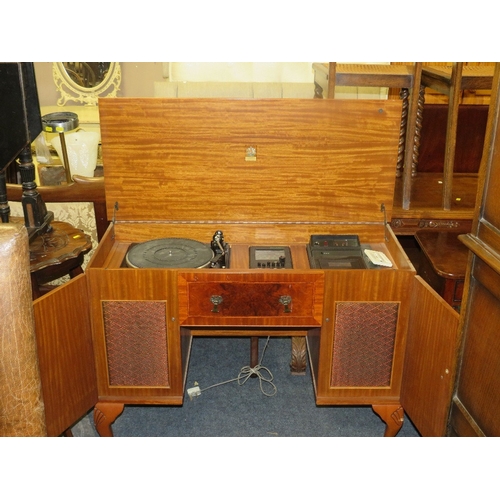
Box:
94, 402, 125, 437
372, 404, 404, 437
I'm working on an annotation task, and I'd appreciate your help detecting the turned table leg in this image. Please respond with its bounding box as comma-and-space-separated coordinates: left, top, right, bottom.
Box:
290, 336, 307, 375
250, 336, 259, 368
94, 402, 125, 437
372, 404, 404, 437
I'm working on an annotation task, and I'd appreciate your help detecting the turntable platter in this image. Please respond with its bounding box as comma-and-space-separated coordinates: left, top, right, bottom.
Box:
125, 238, 214, 269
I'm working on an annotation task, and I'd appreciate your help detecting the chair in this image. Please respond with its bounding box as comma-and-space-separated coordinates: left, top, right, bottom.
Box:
420, 63, 495, 210
312, 62, 424, 210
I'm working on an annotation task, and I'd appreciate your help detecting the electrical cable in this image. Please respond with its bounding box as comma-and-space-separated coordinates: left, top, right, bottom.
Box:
193, 336, 277, 398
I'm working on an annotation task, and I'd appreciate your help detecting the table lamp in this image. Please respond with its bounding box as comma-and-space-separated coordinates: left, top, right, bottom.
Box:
42, 112, 79, 184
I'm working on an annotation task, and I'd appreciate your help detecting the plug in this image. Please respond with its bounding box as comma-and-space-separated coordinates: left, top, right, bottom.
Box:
187, 386, 201, 400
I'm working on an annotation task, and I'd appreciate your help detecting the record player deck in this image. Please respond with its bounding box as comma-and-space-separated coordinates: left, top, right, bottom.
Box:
125, 231, 230, 269
123, 231, 380, 270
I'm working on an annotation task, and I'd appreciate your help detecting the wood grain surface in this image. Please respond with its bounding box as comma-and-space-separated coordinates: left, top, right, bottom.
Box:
99, 98, 402, 225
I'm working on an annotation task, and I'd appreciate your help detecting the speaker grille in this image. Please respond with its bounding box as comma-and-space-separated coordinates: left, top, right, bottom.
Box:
102, 300, 169, 387
331, 302, 398, 387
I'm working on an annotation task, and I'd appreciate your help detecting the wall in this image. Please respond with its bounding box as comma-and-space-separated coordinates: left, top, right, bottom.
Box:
34, 62, 166, 107
34, 62, 387, 107
35, 62, 320, 107
167, 62, 314, 82
34, 62, 315, 106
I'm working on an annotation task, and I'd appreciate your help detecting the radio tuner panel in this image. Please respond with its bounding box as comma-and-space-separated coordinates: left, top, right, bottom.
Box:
249, 246, 293, 269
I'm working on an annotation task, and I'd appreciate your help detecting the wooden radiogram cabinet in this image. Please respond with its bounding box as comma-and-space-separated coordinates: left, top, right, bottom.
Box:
32, 98, 460, 437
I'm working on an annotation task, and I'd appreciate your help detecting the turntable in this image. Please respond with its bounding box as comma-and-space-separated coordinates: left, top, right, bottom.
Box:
124, 231, 229, 269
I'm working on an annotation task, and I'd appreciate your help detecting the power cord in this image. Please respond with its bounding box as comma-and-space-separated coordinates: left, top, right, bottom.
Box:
187, 337, 277, 399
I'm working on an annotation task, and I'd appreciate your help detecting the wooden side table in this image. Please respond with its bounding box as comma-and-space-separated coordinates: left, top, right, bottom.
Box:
415, 230, 470, 310
13, 218, 93, 299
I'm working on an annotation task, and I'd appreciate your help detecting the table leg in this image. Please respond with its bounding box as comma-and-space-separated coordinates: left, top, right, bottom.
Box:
290, 336, 307, 375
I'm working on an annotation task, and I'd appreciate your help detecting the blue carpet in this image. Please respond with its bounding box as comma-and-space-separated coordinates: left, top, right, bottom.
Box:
73, 336, 420, 437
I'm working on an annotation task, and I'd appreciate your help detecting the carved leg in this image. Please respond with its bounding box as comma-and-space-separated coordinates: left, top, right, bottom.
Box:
411, 85, 425, 178
396, 88, 409, 178
372, 404, 404, 437
290, 336, 307, 375
94, 402, 125, 437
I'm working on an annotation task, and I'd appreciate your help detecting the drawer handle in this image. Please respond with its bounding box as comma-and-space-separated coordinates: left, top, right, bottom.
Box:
210, 295, 223, 313
279, 295, 292, 313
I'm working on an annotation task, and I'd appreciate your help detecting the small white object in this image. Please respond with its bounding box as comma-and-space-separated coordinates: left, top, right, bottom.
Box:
364, 249, 393, 268
187, 386, 201, 400
51, 131, 99, 178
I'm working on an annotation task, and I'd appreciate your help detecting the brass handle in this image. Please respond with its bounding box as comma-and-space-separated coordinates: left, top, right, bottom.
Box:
210, 295, 223, 313
279, 295, 292, 313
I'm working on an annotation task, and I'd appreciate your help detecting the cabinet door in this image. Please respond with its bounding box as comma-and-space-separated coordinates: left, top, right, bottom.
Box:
401, 276, 460, 436
449, 253, 500, 436
33, 274, 97, 436
449, 64, 500, 436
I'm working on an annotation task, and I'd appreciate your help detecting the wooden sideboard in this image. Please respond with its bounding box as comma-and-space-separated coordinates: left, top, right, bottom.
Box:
31, 97, 461, 437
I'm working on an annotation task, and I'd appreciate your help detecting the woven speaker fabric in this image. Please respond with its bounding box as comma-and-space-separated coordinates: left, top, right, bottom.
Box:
331, 302, 398, 387
103, 300, 169, 387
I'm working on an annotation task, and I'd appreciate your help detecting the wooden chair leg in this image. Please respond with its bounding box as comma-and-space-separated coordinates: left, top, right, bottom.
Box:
442, 62, 464, 210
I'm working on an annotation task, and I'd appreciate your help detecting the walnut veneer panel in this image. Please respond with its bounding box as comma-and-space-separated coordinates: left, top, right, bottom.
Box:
98, 98, 402, 225
178, 271, 324, 327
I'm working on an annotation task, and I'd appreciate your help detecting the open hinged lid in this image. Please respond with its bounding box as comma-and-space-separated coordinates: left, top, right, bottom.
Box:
98, 98, 402, 226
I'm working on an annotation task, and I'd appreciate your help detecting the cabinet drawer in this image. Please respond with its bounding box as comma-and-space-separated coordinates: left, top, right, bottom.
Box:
178, 272, 324, 327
